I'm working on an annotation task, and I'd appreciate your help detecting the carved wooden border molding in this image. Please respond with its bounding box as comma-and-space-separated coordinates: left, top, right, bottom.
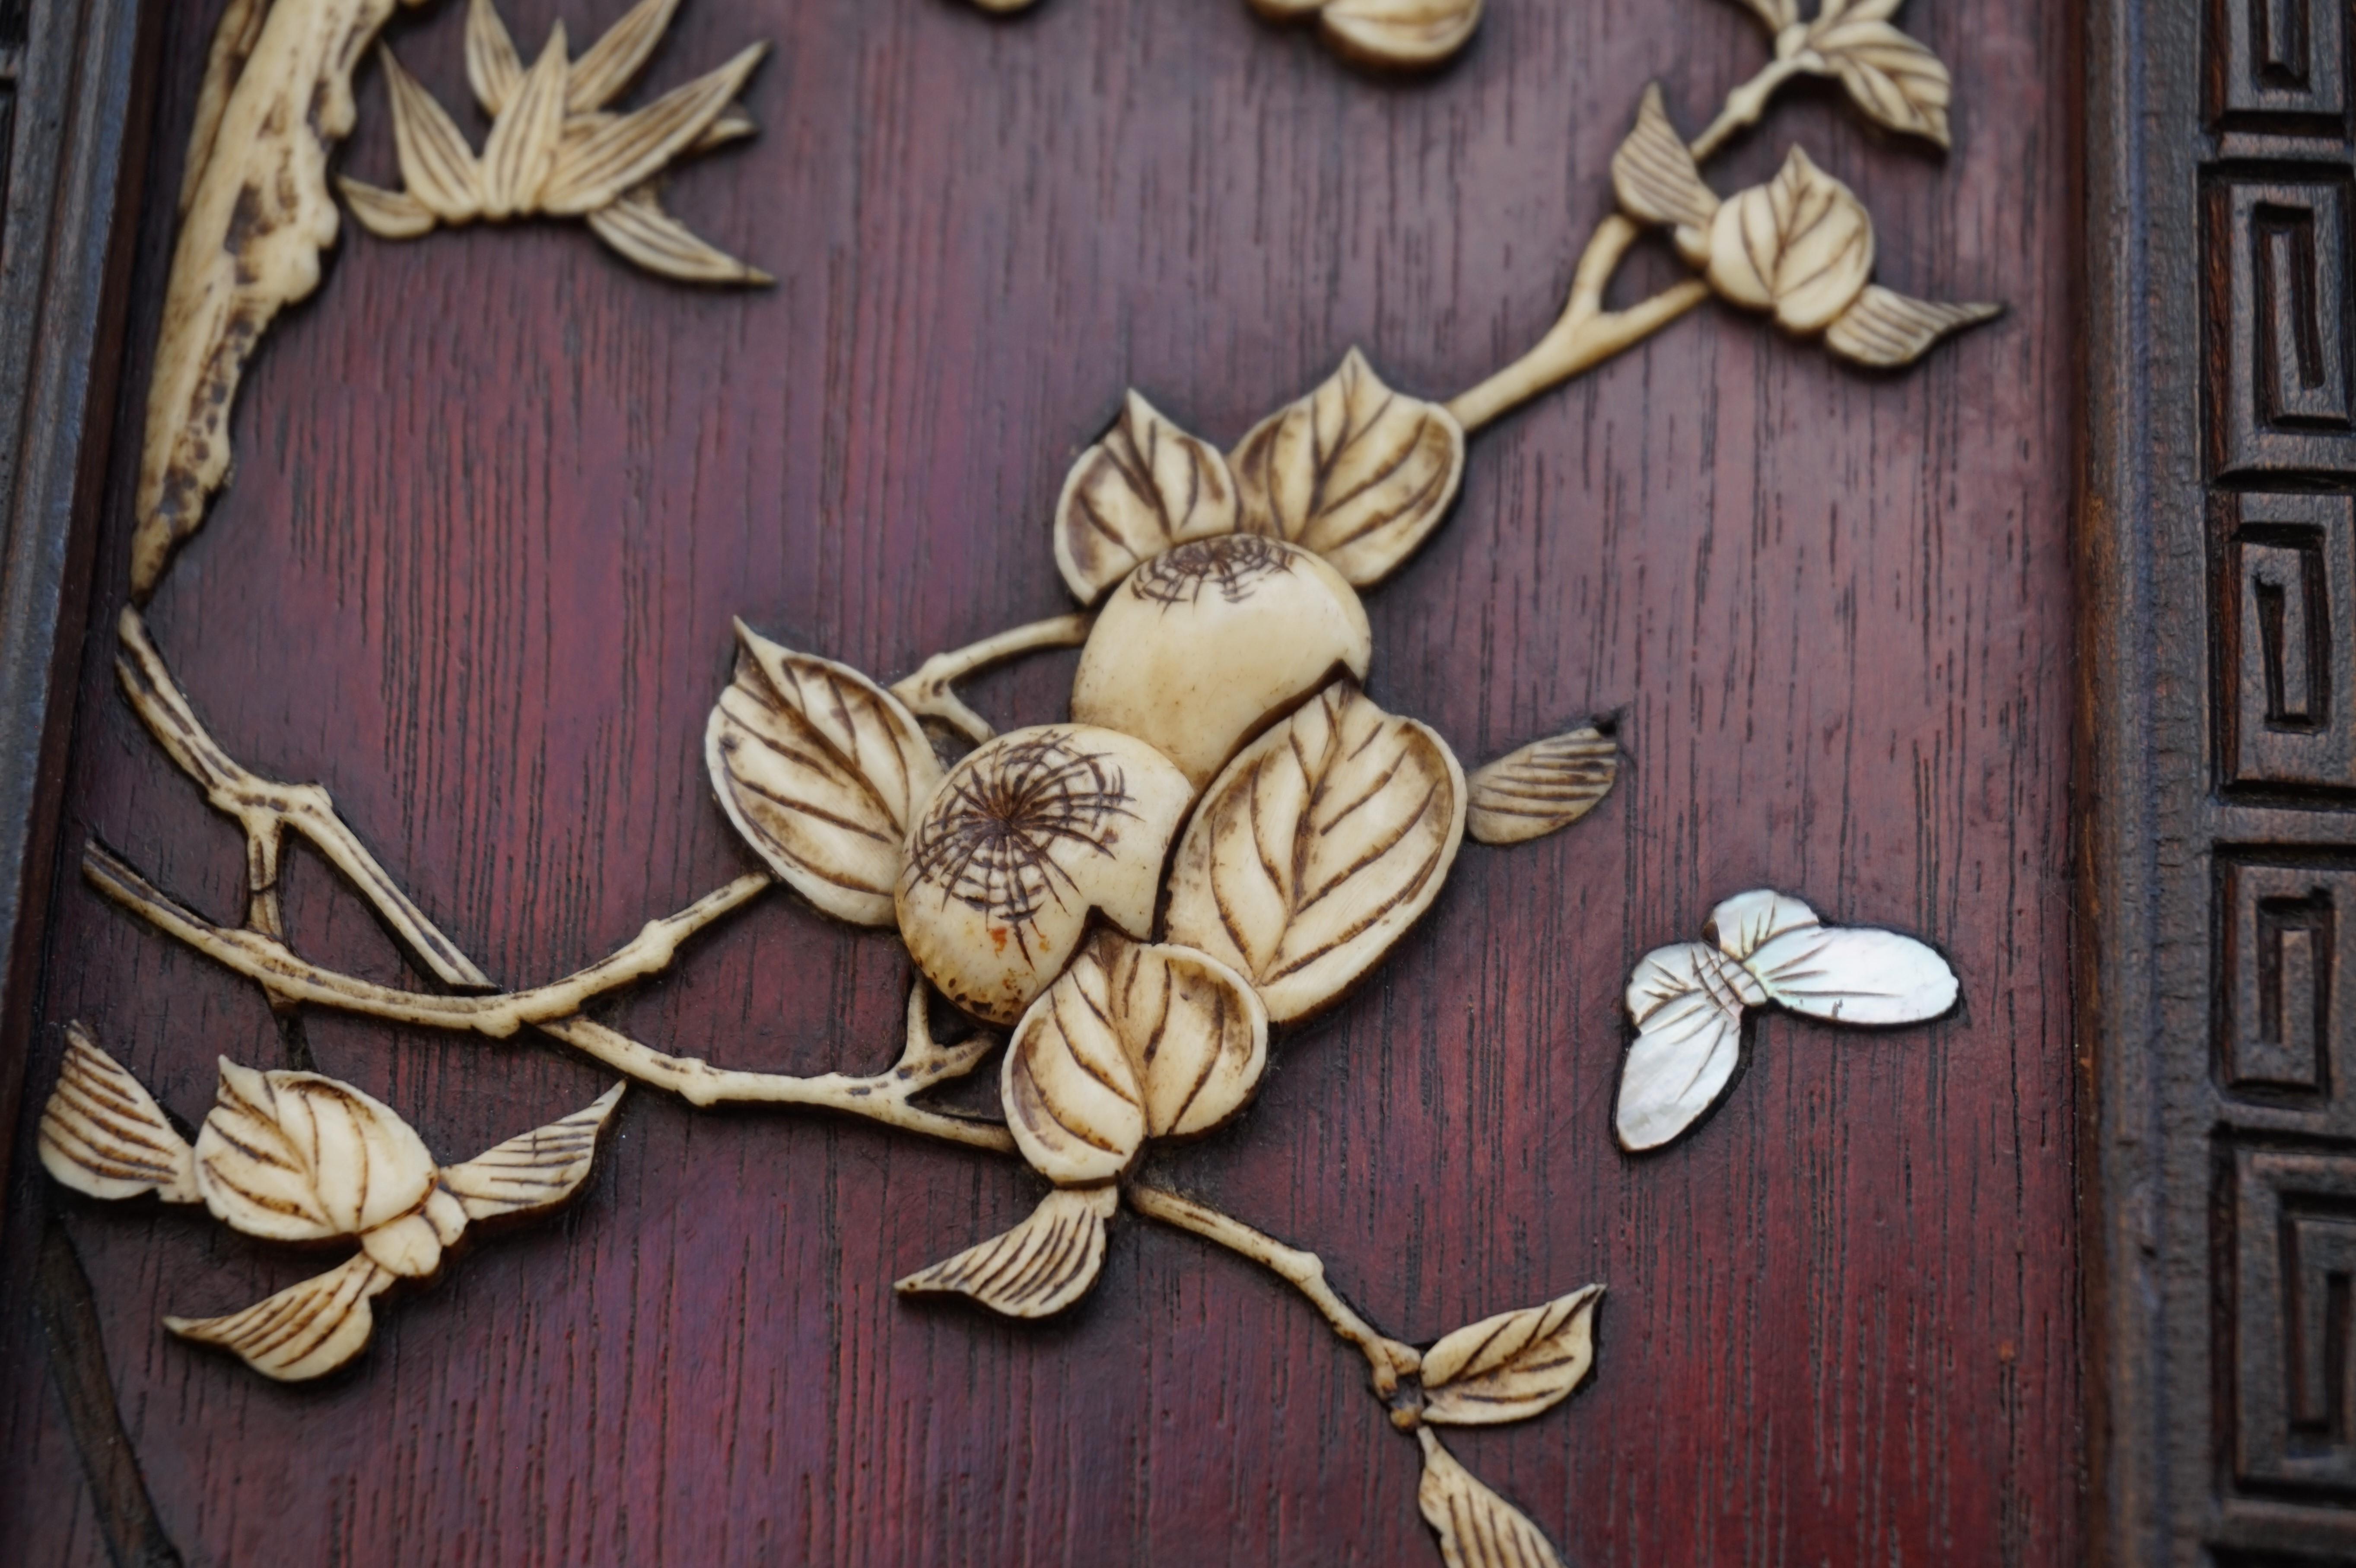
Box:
32, 0, 1999, 1560
2084, 0, 2356, 1558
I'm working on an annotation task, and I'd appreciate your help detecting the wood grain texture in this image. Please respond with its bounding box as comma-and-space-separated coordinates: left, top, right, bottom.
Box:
0, 0, 2076, 1561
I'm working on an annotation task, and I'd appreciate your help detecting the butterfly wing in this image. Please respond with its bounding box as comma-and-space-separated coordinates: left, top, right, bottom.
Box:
1743, 924, 1959, 1025
1615, 943, 1748, 1152
1706, 889, 1820, 961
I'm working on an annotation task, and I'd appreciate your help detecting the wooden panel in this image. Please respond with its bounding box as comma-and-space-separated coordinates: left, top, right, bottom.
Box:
0, 0, 2077, 1563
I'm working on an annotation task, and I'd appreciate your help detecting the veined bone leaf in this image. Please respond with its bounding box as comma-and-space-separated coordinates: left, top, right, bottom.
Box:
1228, 349, 1466, 588
478, 24, 571, 219
382, 46, 485, 220
705, 622, 944, 927
1164, 681, 1467, 1022
439, 1082, 625, 1220
1318, 0, 1485, 69
1609, 84, 1718, 242
1420, 1285, 1603, 1425
1806, 9, 1952, 148
193, 1060, 440, 1243
587, 191, 773, 285
1415, 1430, 1565, 1568
1465, 727, 1617, 845
538, 43, 767, 216
37, 1025, 199, 1204
166, 1253, 396, 1382
134, 0, 407, 600
1824, 285, 2001, 368
565, 0, 682, 111
1706, 147, 1875, 334
1054, 392, 1240, 604
466, 0, 525, 111
894, 1184, 1118, 1318
1001, 933, 1269, 1185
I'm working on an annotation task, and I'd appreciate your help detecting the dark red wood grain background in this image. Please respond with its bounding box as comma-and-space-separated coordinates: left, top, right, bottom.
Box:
0, 0, 2078, 1561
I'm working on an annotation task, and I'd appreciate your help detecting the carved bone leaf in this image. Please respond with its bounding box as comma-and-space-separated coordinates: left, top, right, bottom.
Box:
1054, 392, 1241, 605
704, 623, 943, 927
348, 1, 769, 285
439, 1082, 626, 1221
897, 727, 1196, 1024
1415, 1430, 1566, 1568
1705, 147, 1875, 334
586, 191, 775, 285
1465, 727, 1617, 845
1824, 285, 2001, 367
1609, 84, 1719, 243
134, 0, 406, 600
1316, 0, 1485, 72
566, 0, 683, 111
468, 0, 686, 118
999, 933, 1266, 1182
478, 24, 570, 219
894, 1184, 1118, 1318
381, 46, 485, 222
338, 178, 437, 239
539, 43, 768, 216
1613, 942, 1756, 1152
1228, 350, 1467, 588
1420, 1285, 1603, 1426
37, 1025, 199, 1204
1002, 942, 1149, 1184
165, 1254, 396, 1383
465, 0, 525, 112
1804, 6, 1952, 148
1164, 681, 1468, 1022
193, 1059, 441, 1243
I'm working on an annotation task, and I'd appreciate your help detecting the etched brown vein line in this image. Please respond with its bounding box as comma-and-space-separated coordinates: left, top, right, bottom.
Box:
1297, 778, 1443, 911
728, 772, 897, 845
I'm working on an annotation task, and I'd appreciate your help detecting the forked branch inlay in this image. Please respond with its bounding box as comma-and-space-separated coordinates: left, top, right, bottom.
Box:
49, 0, 1988, 1559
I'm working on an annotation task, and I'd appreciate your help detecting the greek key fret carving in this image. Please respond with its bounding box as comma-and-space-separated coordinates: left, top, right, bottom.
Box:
2209, 178, 2356, 479
2223, 493, 2356, 791
2227, 1144, 2356, 1497
2220, 856, 2350, 1105
2213, 0, 2349, 134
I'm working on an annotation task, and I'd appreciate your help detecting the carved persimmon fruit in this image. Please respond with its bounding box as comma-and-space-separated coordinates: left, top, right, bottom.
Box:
1071, 534, 1373, 790
895, 725, 1194, 1023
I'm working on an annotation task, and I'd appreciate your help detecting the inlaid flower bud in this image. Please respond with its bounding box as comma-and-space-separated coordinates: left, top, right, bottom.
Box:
896, 725, 1195, 1023
1069, 534, 1374, 790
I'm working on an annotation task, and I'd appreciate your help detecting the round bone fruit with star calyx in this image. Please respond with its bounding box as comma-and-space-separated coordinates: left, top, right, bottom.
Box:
896, 724, 1194, 1024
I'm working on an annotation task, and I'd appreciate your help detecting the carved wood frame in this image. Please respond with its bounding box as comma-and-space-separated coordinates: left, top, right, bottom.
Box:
2082, 0, 2356, 1559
